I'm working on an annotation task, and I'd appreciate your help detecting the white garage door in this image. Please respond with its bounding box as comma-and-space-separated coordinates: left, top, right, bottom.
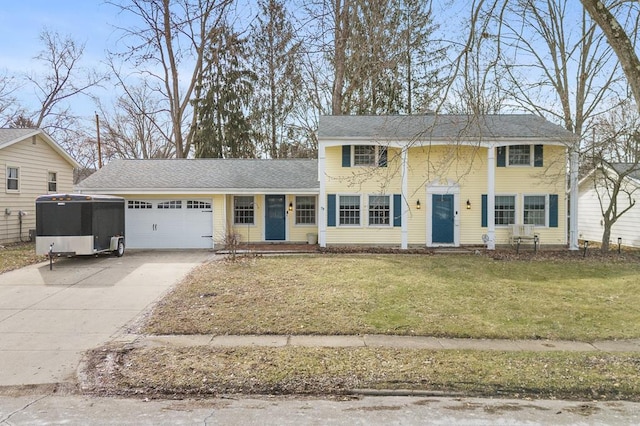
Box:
125, 199, 213, 249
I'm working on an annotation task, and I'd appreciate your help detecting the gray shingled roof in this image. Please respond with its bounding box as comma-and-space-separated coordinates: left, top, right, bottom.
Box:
318, 114, 575, 141
0, 128, 40, 148
612, 163, 640, 181
76, 159, 318, 192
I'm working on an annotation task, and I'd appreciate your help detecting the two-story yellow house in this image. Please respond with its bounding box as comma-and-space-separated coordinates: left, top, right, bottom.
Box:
76, 114, 578, 251
318, 115, 578, 249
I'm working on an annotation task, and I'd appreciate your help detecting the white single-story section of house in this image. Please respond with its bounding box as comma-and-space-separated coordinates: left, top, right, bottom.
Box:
578, 163, 640, 247
75, 159, 319, 249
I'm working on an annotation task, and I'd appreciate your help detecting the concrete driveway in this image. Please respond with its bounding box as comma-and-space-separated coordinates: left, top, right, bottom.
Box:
0, 250, 212, 387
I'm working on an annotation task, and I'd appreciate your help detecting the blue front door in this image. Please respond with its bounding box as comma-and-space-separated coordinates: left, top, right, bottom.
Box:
265, 195, 286, 240
432, 194, 454, 244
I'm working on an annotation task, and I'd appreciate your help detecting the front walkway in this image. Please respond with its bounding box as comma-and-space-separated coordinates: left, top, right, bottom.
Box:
125, 334, 640, 352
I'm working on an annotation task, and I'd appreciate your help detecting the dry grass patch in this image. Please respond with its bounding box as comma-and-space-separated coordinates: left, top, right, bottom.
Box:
0, 242, 45, 274
83, 345, 640, 401
144, 254, 640, 341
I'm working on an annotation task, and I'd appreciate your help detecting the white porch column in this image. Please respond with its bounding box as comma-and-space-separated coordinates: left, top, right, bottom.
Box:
318, 143, 327, 247
569, 148, 579, 250
401, 147, 409, 249
487, 145, 496, 250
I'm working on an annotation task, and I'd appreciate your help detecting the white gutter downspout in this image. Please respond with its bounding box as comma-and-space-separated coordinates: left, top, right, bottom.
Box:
401, 147, 409, 249
487, 145, 496, 250
569, 148, 579, 250
318, 143, 327, 248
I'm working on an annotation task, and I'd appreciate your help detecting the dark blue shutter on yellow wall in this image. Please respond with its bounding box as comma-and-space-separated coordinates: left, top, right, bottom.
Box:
481, 194, 488, 227
534, 145, 544, 167
393, 194, 401, 227
549, 194, 558, 227
497, 147, 506, 167
342, 146, 351, 167
327, 194, 336, 227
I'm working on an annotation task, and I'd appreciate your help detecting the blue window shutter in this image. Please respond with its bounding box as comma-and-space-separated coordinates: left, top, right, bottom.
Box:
342, 145, 351, 167
549, 194, 558, 227
481, 194, 487, 227
497, 147, 506, 167
327, 194, 336, 227
534, 145, 543, 167
379, 147, 388, 167
393, 194, 401, 227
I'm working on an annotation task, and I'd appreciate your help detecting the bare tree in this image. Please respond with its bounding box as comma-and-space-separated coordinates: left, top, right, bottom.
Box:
98, 84, 174, 160
0, 71, 23, 128
581, 0, 640, 115
585, 100, 640, 251
107, 0, 232, 158
27, 30, 106, 131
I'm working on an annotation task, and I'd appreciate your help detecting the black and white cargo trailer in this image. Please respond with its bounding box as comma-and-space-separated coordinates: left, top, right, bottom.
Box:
35, 194, 125, 257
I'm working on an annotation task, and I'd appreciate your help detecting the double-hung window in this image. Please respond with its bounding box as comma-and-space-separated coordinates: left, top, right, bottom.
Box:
508, 145, 531, 166
234, 196, 254, 225
339, 195, 360, 225
495, 195, 515, 226
353, 145, 387, 167
368, 195, 390, 226
295, 196, 316, 225
6, 167, 19, 191
47, 172, 57, 192
523, 195, 546, 226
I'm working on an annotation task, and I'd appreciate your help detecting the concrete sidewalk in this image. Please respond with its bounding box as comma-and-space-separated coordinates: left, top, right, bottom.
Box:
130, 334, 640, 352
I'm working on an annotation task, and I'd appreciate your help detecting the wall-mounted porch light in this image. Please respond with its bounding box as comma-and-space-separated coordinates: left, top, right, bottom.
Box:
288, 202, 293, 212
416, 199, 421, 210
466, 199, 471, 210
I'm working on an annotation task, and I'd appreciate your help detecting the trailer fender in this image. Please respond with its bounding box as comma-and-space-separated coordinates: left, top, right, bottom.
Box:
111, 236, 125, 257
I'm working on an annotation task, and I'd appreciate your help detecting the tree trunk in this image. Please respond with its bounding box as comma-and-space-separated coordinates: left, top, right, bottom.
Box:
580, 0, 640, 114
331, 0, 349, 115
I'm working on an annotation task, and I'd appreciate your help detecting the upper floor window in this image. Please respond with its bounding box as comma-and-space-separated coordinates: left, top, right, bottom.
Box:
6, 167, 19, 191
234, 196, 254, 225
508, 145, 531, 166
295, 196, 316, 225
353, 145, 387, 167
47, 172, 57, 192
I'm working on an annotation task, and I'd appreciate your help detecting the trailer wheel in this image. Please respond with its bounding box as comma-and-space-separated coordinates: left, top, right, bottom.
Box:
115, 239, 125, 257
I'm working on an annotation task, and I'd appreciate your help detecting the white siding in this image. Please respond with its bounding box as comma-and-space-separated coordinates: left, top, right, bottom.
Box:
578, 176, 640, 247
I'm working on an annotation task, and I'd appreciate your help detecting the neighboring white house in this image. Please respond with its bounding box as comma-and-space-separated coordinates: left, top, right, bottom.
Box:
1, 129, 79, 244
578, 163, 640, 248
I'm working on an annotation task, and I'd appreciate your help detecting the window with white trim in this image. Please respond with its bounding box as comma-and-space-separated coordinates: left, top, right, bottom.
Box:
508, 145, 531, 166
47, 172, 57, 192
158, 200, 182, 209
353, 145, 387, 167
128, 200, 152, 209
187, 200, 211, 209
524, 195, 546, 226
495, 195, 515, 225
368, 195, 390, 226
6, 166, 19, 191
295, 196, 316, 225
339, 195, 360, 225
234, 196, 254, 224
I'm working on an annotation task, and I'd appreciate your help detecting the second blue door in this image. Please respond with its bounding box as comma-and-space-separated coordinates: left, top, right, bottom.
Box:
265, 195, 286, 240
432, 194, 454, 244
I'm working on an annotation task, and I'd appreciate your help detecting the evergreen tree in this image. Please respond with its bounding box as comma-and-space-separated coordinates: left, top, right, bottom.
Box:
194, 24, 257, 158
249, 0, 303, 158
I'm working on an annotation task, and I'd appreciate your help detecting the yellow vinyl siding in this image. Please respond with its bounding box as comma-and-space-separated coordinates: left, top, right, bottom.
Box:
287, 195, 317, 243
324, 143, 567, 247
1, 135, 75, 244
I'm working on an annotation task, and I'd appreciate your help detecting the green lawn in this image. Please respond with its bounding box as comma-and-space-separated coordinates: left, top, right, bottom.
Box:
145, 253, 640, 342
